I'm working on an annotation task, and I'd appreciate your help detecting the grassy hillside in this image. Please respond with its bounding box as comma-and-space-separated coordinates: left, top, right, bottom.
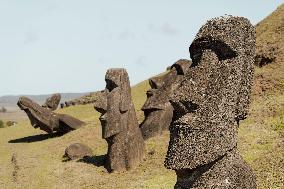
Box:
1, 4, 284, 189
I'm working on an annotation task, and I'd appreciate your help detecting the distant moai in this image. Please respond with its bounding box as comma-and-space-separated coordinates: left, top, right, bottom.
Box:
164, 16, 257, 188
94, 68, 145, 172
18, 97, 85, 134
140, 59, 191, 140
42, 93, 61, 111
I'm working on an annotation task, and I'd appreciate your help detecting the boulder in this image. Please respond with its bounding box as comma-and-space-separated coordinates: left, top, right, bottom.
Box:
64, 143, 93, 160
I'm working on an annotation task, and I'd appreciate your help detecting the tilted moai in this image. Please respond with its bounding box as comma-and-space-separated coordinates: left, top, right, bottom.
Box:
42, 93, 61, 111
18, 97, 85, 134
140, 59, 191, 140
94, 68, 145, 172
164, 16, 257, 188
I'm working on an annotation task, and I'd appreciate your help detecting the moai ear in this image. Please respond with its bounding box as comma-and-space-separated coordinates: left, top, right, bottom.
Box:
119, 70, 131, 112
171, 59, 191, 75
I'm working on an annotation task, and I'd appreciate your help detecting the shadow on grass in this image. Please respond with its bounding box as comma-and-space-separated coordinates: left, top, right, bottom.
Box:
8, 132, 63, 143
77, 155, 106, 167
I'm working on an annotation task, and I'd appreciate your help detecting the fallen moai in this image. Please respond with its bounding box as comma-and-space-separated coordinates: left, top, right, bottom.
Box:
140, 59, 191, 140
42, 93, 61, 111
164, 16, 257, 188
18, 97, 85, 134
94, 68, 145, 172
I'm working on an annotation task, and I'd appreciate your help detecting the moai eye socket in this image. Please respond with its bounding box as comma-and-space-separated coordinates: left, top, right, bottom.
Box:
171, 59, 191, 75
106, 79, 118, 92
189, 36, 237, 67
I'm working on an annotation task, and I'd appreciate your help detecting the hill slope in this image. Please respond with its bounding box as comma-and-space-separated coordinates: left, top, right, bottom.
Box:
0, 4, 284, 189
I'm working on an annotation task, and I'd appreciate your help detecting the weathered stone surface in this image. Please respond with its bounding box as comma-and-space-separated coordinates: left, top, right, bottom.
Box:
175, 148, 257, 189
140, 59, 191, 140
64, 143, 93, 160
17, 97, 85, 134
42, 93, 61, 111
94, 68, 145, 172
164, 16, 256, 188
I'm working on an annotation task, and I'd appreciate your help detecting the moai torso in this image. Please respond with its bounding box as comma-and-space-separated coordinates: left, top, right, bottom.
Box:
94, 68, 145, 172
140, 59, 191, 140
164, 16, 257, 189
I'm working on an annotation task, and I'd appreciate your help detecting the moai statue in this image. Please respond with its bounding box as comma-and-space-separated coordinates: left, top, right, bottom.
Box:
164, 16, 257, 188
140, 59, 191, 140
42, 93, 61, 111
18, 97, 85, 134
60, 103, 65, 109
94, 68, 145, 172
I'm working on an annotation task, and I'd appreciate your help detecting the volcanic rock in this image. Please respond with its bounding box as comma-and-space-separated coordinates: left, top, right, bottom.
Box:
17, 97, 85, 134
94, 68, 145, 172
164, 16, 257, 188
64, 143, 93, 160
140, 59, 191, 140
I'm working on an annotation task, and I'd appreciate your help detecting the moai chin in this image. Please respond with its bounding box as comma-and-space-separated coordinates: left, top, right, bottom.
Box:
140, 59, 191, 140
94, 68, 145, 172
164, 16, 257, 188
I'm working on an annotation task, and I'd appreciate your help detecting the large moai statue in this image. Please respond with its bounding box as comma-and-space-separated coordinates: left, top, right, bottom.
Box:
18, 97, 85, 134
140, 59, 191, 140
42, 93, 61, 111
94, 68, 145, 172
164, 16, 257, 188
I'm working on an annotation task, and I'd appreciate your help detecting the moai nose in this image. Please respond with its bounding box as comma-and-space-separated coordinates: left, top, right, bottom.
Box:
200, 49, 219, 66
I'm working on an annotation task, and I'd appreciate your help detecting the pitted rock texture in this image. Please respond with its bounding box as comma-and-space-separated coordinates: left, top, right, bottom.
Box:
64, 143, 93, 160
140, 59, 191, 140
42, 93, 61, 111
17, 97, 85, 134
94, 68, 145, 172
174, 148, 257, 189
164, 16, 256, 188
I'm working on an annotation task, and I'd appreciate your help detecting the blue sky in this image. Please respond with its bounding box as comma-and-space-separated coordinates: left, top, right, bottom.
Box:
0, 0, 283, 96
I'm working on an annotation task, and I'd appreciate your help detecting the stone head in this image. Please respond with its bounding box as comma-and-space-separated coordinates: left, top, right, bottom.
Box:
94, 68, 132, 139
165, 16, 256, 170
140, 59, 191, 139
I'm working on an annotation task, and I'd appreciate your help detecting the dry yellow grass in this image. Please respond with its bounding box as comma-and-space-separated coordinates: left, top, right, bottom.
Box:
1, 4, 284, 189
0, 76, 284, 188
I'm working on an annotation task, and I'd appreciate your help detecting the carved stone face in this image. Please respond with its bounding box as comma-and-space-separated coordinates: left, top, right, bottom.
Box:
18, 96, 85, 134
140, 60, 191, 139
17, 97, 55, 133
165, 16, 255, 170
94, 69, 131, 139
42, 93, 61, 110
